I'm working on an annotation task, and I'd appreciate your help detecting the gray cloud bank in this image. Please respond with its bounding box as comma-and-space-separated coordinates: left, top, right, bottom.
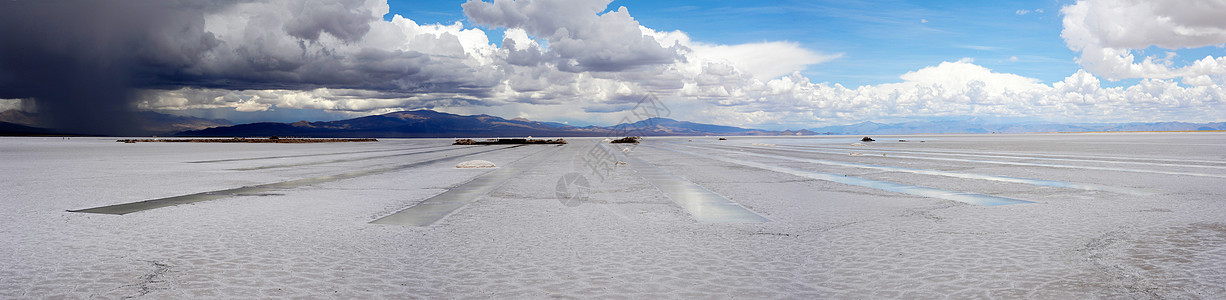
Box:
0, 0, 498, 134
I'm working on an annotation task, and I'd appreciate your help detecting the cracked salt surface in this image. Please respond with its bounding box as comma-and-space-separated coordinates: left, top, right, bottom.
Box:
2, 133, 1225, 298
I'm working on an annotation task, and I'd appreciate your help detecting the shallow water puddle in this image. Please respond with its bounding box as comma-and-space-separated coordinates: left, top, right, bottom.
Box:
186, 144, 445, 164
613, 144, 770, 223
370, 145, 565, 226
778, 144, 1226, 170
231, 145, 471, 170
69, 146, 524, 215
651, 145, 1033, 206
765, 144, 1226, 179
702, 144, 1154, 196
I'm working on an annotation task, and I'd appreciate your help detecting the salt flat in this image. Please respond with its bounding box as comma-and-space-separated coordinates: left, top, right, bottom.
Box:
1, 133, 1224, 298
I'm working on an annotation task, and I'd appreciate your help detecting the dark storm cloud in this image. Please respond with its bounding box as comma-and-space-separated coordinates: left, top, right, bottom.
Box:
0, 0, 229, 134
282, 0, 374, 42
0, 0, 494, 135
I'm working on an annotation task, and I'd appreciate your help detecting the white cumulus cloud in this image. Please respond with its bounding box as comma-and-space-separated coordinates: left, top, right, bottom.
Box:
690, 42, 841, 81
1061, 0, 1226, 81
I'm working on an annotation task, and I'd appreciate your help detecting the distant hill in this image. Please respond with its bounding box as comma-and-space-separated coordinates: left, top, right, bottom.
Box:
180, 110, 590, 137
621, 118, 767, 135
133, 111, 233, 135
178, 110, 810, 138
0, 121, 61, 136
811, 120, 1226, 135
0, 110, 231, 136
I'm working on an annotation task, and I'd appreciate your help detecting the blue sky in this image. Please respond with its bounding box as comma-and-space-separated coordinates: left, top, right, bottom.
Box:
383, 0, 1226, 89
387, 0, 1083, 87
3, 0, 1224, 132
613, 0, 1077, 86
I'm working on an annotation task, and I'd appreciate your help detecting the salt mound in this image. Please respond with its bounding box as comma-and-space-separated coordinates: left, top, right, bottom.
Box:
456, 160, 497, 168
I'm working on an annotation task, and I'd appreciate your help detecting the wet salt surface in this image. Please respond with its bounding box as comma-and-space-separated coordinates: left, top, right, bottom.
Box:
761, 142, 1226, 179
371, 145, 562, 226
654, 145, 1034, 206
610, 144, 770, 223
2, 133, 1225, 298
698, 143, 1154, 196
228, 144, 457, 171
69, 145, 519, 215
780, 143, 1226, 169
186, 144, 442, 164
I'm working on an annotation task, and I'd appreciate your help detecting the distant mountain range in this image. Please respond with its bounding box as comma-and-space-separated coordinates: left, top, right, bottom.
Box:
0, 110, 231, 136
2, 108, 1223, 137
177, 110, 809, 138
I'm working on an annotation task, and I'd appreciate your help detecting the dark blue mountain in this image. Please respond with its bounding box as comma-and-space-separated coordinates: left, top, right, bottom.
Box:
0, 109, 230, 136
0, 121, 60, 136
614, 117, 771, 135
176, 110, 804, 138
